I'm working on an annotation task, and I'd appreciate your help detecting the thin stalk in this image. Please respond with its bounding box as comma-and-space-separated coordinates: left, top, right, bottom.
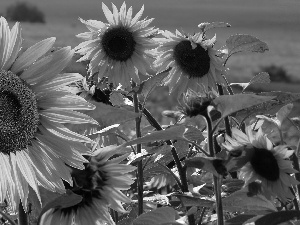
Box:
204, 111, 224, 225
133, 86, 143, 215
18, 202, 28, 225
292, 153, 300, 207
0, 210, 17, 225
197, 207, 206, 225
125, 93, 195, 224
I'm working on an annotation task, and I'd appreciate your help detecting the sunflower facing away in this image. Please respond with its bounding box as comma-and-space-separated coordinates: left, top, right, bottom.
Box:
223, 126, 299, 203
154, 30, 226, 97
40, 144, 135, 225
0, 17, 97, 210
75, 2, 159, 88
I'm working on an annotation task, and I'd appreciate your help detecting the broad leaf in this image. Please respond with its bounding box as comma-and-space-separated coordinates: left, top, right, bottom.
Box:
222, 187, 277, 214
133, 207, 182, 225
244, 211, 300, 225
236, 92, 300, 121
38, 190, 82, 225
198, 22, 231, 32
226, 34, 269, 58
84, 102, 140, 127
185, 156, 227, 176
225, 214, 256, 225
212, 94, 275, 118
230, 72, 270, 92
124, 125, 186, 147
276, 103, 293, 127
129, 70, 169, 98
171, 193, 214, 208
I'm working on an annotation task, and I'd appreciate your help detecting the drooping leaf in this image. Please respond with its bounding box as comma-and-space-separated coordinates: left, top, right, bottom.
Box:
124, 125, 186, 147
226, 34, 269, 58
133, 207, 184, 225
144, 194, 170, 206
225, 214, 256, 225
129, 70, 169, 98
185, 156, 227, 177
222, 187, 277, 214
110, 91, 128, 106
244, 211, 300, 225
38, 190, 82, 225
212, 94, 275, 118
84, 101, 140, 127
198, 22, 231, 32
171, 193, 214, 208
276, 103, 293, 127
183, 125, 205, 143
222, 179, 245, 194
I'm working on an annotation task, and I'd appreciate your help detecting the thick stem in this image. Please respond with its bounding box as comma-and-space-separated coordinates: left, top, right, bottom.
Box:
292, 153, 300, 209
204, 112, 224, 225
126, 94, 195, 224
18, 202, 28, 225
133, 88, 143, 215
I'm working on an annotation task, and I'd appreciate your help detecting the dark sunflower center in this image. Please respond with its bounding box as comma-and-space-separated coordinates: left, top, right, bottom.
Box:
250, 147, 280, 181
101, 26, 136, 62
60, 162, 108, 213
0, 70, 39, 154
174, 40, 211, 78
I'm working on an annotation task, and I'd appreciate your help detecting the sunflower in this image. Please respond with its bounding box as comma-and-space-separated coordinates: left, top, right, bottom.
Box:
154, 30, 226, 97
223, 126, 299, 203
0, 17, 97, 210
40, 144, 135, 225
75, 2, 159, 88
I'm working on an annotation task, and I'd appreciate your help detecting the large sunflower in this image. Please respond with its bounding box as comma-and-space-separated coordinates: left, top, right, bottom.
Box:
0, 17, 97, 210
223, 126, 299, 203
154, 30, 226, 97
75, 2, 159, 88
40, 145, 135, 225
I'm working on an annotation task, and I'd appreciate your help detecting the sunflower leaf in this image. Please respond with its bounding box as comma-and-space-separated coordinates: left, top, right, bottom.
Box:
133, 207, 182, 225
225, 214, 256, 225
212, 94, 275, 118
245, 210, 300, 225
185, 157, 227, 177
276, 103, 293, 127
123, 125, 186, 147
171, 193, 215, 208
225, 34, 269, 59
222, 187, 277, 214
198, 22, 231, 32
230, 72, 270, 92
38, 190, 82, 225
83, 101, 140, 127
129, 69, 170, 98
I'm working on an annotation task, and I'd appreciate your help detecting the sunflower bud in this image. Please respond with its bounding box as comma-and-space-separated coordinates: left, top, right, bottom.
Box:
180, 88, 218, 118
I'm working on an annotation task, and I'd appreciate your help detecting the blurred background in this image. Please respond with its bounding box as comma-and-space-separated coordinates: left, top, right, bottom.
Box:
1, 0, 300, 121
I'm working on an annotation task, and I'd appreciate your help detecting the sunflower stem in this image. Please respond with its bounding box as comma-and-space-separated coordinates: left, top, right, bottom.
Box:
292, 153, 300, 209
204, 110, 224, 225
125, 92, 195, 224
132, 84, 144, 216
18, 202, 28, 225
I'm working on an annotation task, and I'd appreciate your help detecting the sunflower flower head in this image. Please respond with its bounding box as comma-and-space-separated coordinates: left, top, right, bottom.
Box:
0, 17, 97, 211
223, 126, 299, 203
155, 30, 226, 97
75, 2, 160, 88
40, 144, 136, 225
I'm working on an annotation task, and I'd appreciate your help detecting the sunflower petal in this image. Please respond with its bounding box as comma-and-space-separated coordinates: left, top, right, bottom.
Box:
11, 37, 55, 73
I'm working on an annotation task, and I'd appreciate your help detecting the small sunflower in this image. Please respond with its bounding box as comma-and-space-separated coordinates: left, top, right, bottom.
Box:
40, 145, 135, 225
154, 30, 226, 97
75, 2, 159, 88
0, 17, 97, 210
223, 126, 299, 203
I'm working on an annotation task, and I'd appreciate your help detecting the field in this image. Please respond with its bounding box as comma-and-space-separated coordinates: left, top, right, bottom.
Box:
1, 0, 300, 119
